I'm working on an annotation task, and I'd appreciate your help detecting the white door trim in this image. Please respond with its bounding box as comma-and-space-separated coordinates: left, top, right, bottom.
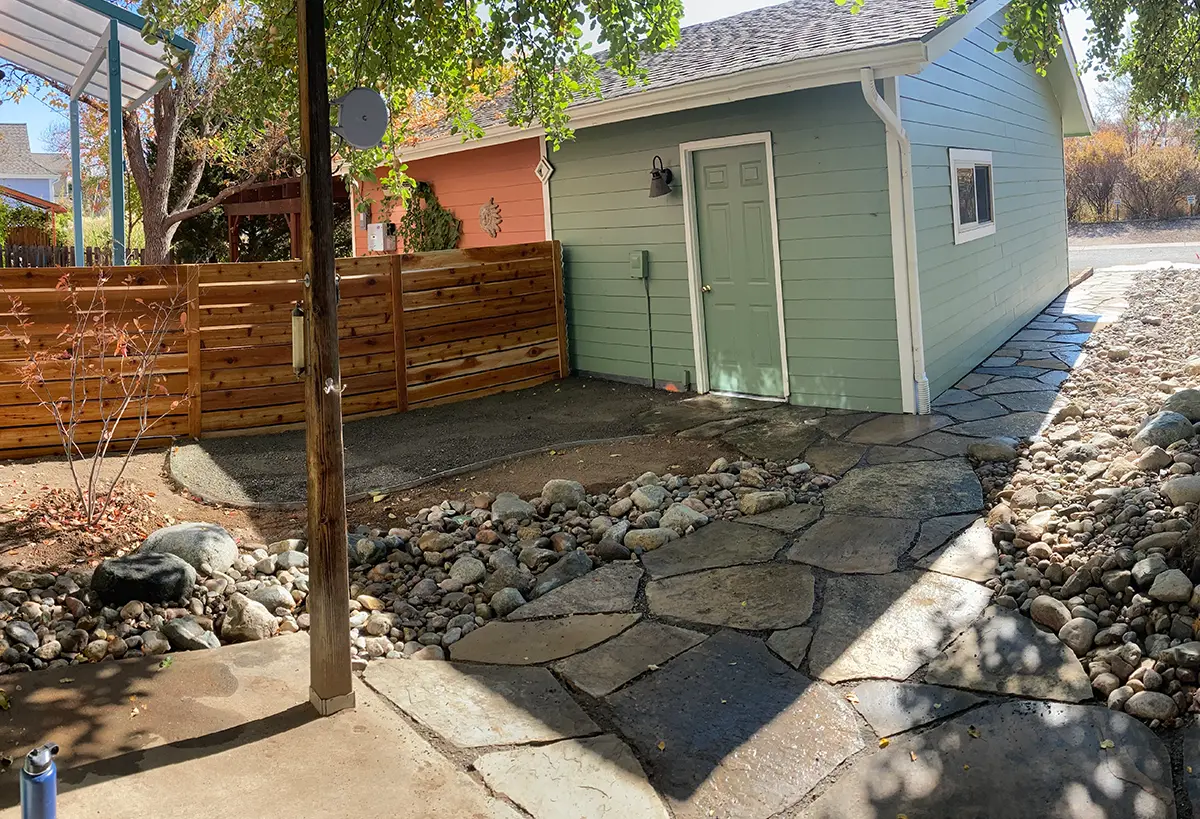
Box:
883, 78, 917, 414
680, 131, 789, 399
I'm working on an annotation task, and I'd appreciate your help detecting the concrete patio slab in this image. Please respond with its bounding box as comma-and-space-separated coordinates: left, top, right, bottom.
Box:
363, 659, 598, 747
607, 631, 863, 819
475, 735, 670, 819
792, 701, 1173, 819
0, 635, 519, 818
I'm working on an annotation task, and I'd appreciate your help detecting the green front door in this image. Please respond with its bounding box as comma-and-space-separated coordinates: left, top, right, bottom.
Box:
692, 142, 784, 398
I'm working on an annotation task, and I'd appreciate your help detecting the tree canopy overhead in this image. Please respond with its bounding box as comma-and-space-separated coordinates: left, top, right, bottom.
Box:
140, 0, 683, 202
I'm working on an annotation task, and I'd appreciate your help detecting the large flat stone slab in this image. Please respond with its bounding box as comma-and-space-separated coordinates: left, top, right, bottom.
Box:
809, 571, 992, 683
845, 413, 953, 445
910, 513, 981, 561
941, 398, 1008, 421
766, 626, 813, 669
554, 621, 707, 697
449, 614, 641, 664
847, 679, 983, 737
607, 630, 864, 819
821, 459, 983, 519
792, 701, 1173, 819
992, 391, 1062, 413
647, 564, 814, 630
924, 608, 1091, 701
946, 411, 1048, 439
474, 735, 669, 819
785, 514, 918, 574
736, 502, 821, 533
362, 660, 598, 748
907, 430, 977, 456
640, 519, 786, 578
915, 520, 998, 582
721, 415, 824, 461
975, 376, 1056, 395
865, 445, 943, 464
508, 563, 642, 620
803, 442, 866, 476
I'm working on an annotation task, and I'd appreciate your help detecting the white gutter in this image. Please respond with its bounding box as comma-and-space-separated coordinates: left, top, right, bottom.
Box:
860, 67, 931, 414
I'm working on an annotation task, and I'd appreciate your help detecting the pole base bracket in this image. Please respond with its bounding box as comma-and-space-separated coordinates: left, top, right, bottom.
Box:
310, 687, 356, 716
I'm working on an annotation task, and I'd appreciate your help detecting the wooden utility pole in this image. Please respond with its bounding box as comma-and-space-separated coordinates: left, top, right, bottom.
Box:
298, 0, 354, 716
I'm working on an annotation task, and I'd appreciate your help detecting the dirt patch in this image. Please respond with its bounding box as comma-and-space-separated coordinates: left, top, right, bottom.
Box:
0, 435, 736, 572
345, 435, 737, 530
1069, 217, 1200, 246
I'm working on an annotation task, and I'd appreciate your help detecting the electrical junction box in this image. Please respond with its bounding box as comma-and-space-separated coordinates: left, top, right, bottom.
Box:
629, 250, 648, 279
366, 222, 397, 252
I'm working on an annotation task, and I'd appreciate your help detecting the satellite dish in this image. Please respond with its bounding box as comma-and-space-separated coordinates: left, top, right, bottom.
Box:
331, 88, 388, 150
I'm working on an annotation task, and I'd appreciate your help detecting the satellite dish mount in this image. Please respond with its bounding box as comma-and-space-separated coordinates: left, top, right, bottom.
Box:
331, 88, 389, 150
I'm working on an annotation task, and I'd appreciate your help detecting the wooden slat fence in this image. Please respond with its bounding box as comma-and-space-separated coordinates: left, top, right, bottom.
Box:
0, 241, 566, 457
1, 245, 149, 268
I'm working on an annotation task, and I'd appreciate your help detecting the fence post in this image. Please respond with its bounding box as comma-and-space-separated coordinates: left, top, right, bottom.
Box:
186, 265, 202, 439
390, 254, 408, 411
550, 240, 569, 378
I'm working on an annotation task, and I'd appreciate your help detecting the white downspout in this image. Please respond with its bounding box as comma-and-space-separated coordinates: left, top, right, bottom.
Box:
860, 67, 931, 414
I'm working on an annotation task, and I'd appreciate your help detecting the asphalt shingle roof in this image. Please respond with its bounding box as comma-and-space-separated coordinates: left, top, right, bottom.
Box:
409, 0, 948, 142
0, 124, 62, 177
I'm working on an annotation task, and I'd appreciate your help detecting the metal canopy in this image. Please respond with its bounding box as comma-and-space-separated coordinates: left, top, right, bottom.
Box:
0, 0, 194, 266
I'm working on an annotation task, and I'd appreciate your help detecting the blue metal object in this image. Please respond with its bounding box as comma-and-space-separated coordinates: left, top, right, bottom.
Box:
19, 742, 58, 819
65, 0, 196, 53
69, 99, 84, 267
107, 19, 125, 267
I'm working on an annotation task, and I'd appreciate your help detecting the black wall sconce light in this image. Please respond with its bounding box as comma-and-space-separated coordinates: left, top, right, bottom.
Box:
649, 156, 673, 198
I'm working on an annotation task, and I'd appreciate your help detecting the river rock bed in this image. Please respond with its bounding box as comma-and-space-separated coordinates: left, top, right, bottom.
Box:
976, 266, 1200, 728
0, 457, 823, 673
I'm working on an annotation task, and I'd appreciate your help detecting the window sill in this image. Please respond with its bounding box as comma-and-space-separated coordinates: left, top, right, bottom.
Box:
953, 222, 996, 245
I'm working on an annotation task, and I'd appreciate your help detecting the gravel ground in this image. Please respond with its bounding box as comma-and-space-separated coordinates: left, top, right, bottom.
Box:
978, 265, 1200, 728
1070, 218, 1200, 246
170, 376, 685, 506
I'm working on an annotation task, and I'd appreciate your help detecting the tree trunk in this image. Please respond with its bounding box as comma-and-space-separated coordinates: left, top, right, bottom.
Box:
143, 217, 171, 265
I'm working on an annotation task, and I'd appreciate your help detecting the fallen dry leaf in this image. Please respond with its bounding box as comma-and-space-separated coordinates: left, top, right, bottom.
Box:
845, 692, 860, 704
879, 738, 890, 748
1099, 739, 1115, 750
656, 740, 666, 751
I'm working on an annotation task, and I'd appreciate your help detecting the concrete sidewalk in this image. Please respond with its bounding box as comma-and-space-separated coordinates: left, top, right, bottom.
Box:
0, 635, 518, 819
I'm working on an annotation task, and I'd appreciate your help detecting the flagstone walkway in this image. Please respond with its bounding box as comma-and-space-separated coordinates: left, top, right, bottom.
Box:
350, 270, 1179, 819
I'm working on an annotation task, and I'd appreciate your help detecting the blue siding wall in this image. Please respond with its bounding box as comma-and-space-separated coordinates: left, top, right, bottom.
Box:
900, 11, 1069, 397
550, 86, 905, 412
0, 177, 54, 202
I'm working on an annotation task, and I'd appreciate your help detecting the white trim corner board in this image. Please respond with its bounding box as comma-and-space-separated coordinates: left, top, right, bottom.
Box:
679, 131, 789, 401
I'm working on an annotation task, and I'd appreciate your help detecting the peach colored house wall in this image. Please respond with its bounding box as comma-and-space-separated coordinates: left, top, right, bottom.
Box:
352, 137, 546, 254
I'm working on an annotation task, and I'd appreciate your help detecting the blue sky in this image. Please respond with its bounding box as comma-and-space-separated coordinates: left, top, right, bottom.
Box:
0, 0, 1100, 153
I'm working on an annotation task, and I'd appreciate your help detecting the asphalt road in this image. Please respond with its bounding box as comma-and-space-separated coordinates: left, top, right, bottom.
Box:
1070, 240, 1200, 273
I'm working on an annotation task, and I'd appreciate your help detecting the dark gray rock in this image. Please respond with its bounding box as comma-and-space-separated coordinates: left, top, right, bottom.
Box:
1162, 388, 1200, 422
91, 553, 197, 605
531, 549, 593, 599
1132, 412, 1195, 452
607, 631, 863, 819
541, 479, 586, 508
490, 587, 526, 617
139, 522, 237, 572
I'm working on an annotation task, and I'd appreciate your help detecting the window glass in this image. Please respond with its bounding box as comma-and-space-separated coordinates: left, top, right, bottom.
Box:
956, 167, 977, 223
974, 165, 992, 224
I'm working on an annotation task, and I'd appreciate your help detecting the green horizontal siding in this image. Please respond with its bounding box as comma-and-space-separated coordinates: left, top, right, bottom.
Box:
551, 85, 903, 412
900, 10, 1069, 397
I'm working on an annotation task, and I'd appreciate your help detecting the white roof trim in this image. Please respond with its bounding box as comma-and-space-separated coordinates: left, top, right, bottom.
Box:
1054, 17, 1095, 135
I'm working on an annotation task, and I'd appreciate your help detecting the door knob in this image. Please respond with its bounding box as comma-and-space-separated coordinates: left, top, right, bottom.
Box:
701, 284, 712, 293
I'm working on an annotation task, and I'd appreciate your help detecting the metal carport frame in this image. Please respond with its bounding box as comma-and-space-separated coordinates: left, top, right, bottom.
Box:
0, 0, 195, 264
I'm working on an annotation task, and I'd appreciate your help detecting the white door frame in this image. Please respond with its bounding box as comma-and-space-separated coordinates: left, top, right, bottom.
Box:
680, 132, 789, 399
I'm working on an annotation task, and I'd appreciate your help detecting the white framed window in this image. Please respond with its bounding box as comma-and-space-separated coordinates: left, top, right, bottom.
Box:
949, 148, 995, 244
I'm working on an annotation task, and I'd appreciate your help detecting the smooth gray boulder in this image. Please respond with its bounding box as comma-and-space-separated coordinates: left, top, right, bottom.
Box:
139, 522, 238, 573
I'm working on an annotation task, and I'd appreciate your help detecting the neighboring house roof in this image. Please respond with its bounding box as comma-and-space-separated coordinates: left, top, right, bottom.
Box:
0, 124, 63, 178
392, 0, 1091, 162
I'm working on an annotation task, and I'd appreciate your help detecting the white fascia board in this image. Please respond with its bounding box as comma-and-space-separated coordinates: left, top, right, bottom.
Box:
1055, 18, 1095, 135
392, 41, 927, 163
